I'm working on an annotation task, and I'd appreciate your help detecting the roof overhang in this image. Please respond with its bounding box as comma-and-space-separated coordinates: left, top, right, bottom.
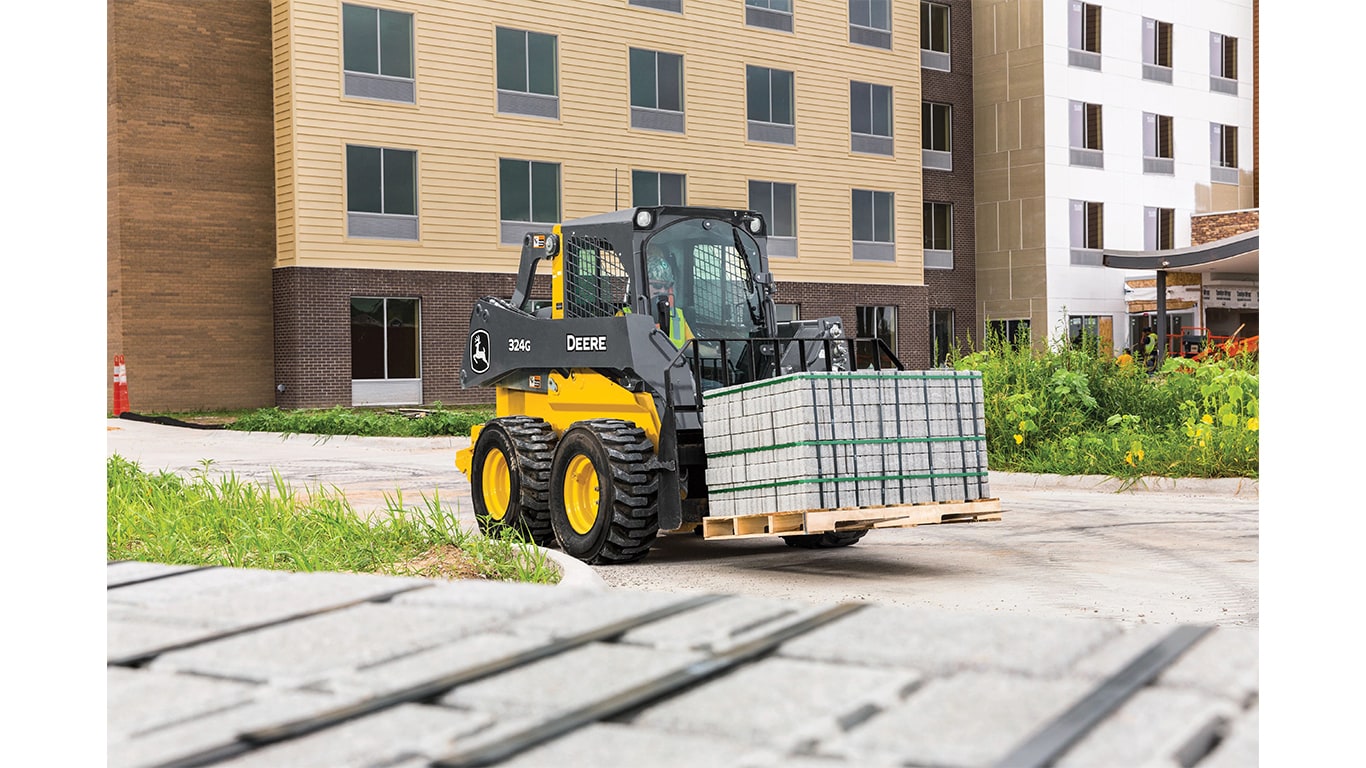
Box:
1102, 230, 1259, 277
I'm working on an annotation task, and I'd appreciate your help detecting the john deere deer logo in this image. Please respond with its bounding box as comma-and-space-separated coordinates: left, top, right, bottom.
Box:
469, 329, 490, 374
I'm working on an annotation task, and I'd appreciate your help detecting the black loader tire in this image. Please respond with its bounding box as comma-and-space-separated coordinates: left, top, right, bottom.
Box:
781, 530, 869, 549
549, 419, 660, 564
470, 416, 558, 546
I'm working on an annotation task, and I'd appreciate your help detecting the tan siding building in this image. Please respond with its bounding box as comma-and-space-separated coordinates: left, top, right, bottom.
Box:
110, 0, 983, 411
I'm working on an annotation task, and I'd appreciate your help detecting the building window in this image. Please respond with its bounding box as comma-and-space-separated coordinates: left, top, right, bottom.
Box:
1068, 101, 1103, 168
987, 318, 1030, 349
1142, 18, 1172, 82
1145, 207, 1175, 251
342, 4, 415, 103
922, 101, 951, 170
1067, 2, 1101, 70
499, 158, 561, 244
851, 81, 893, 155
495, 27, 558, 119
746, 66, 795, 145
856, 305, 898, 368
633, 170, 686, 206
1067, 315, 1101, 348
921, 2, 950, 70
749, 180, 797, 257
774, 303, 800, 322
746, 0, 793, 32
346, 145, 417, 240
1210, 33, 1238, 94
849, 0, 892, 49
930, 308, 954, 366
630, 48, 685, 133
923, 202, 952, 269
630, 0, 682, 12
1143, 113, 1174, 175
1210, 124, 1238, 184
852, 189, 894, 261
1069, 199, 1103, 265
351, 297, 420, 380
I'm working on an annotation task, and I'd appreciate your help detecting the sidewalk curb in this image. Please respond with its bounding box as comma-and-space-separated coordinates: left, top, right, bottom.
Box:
540, 547, 607, 590
990, 471, 1258, 498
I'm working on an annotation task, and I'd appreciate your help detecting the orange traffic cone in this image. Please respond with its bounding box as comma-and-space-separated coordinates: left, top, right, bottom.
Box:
112, 354, 130, 416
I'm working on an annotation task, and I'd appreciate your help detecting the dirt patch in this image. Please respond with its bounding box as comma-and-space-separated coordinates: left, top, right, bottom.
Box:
385, 544, 484, 580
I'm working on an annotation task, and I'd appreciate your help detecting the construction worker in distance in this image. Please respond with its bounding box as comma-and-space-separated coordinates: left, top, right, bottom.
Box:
621, 252, 694, 349
1140, 326, 1159, 373
1115, 347, 1134, 369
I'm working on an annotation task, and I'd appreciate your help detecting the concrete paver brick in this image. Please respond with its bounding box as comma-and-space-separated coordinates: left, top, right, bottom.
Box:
492, 722, 784, 768
108, 614, 227, 663
824, 672, 1093, 767
1055, 687, 1239, 767
438, 641, 702, 717
213, 703, 491, 768
1158, 626, 1259, 705
391, 578, 595, 613
632, 656, 922, 751
108, 687, 341, 768
1070, 623, 1172, 680
501, 589, 705, 639
106, 561, 202, 587
107, 566, 285, 608
777, 605, 1120, 677
618, 595, 815, 651
108, 666, 256, 739
314, 631, 552, 697
147, 602, 511, 685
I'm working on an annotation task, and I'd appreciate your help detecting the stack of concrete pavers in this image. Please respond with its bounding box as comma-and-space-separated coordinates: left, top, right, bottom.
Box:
702, 370, 990, 517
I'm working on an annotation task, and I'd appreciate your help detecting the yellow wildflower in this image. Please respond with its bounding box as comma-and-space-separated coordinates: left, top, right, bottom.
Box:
1014, 434, 1024, 444
1246, 417, 1259, 432
1201, 414, 1214, 425
1124, 451, 1135, 466
1019, 421, 1027, 430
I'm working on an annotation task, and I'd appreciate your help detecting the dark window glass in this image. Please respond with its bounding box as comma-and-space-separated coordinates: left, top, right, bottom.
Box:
924, 202, 951, 250
378, 10, 412, 78
382, 149, 415, 216
930, 308, 954, 366
921, 3, 949, 52
343, 5, 378, 74
660, 172, 686, 205
630, 49, 683, 111
346, 145, 382, 213
852, 189, 873, 242
531, 161, 560, 222
351, 297, 419, 380
851, 0, 891, 30
749, 180, 796, 238
495, 27, 527, 91
385, 298, 419, 378
747, 66, 793, 125
657, 52, 683, 111
629, 48, 655, 107
924, 102, 951, 150
527, 31, 557, 95
500, 159, 531, 222
852, 82, 892, 137
748, 0, 792, 10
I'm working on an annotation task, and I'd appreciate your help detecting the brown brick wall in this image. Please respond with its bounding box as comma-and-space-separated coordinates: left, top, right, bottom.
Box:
275, 267, 930, 408
107, 0, 276, 412
1191, 210, 1259, 245
921, 0, 977, 357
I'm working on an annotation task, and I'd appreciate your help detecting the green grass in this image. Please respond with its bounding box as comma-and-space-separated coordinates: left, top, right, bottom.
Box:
107, 455, 559, 584
149, 404, 495, 438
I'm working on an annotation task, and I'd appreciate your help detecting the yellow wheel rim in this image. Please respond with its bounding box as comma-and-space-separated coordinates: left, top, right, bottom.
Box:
563, 454, 601, 535
483, 448, 512, 521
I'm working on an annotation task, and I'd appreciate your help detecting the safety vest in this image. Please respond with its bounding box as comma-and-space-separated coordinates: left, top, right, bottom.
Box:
620, 306, 690, 348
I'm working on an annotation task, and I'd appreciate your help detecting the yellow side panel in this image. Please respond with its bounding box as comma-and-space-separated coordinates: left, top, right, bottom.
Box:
496, 371, 661, 449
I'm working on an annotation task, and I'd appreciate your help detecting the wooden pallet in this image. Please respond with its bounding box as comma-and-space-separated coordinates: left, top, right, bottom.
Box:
700, 498, 1003, 540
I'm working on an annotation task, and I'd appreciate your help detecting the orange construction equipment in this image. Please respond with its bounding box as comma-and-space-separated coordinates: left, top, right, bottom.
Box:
112, 354, 130, 416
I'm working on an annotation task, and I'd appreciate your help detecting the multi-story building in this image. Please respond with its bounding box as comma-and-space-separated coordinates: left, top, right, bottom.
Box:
109, 0, 982, 411
971, 0, 1255, 352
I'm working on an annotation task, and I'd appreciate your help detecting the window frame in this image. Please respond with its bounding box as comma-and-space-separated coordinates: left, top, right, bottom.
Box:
495, 26, 559, 119
1144, 207, 1175, 251
1210, 123, 1239, 184
1143, 112, 1174, 175
746, 65, 796, 145
922, 100, 952, 170
852, 188, 895, 261
1142, 18, 1172, 82
930, 308, 954, 366
1069, 199, 1104, 265
629, 47, 686, 133
856, 304, 898, 368
345, 144, 418, 240
498, 157, 562, 245
749, 179, 797, 257
350, 296, 421, 382
987, 318, 1031, 349
849, 0, 892, 49
341, 3, 415, 103
746, 0, 794, 33
1068, 100, 1103, 168
1067, 1, 1102, 69
632, 170, 687, 207
851, 80, 894, 156
1210, 32, 1239, 94
920, 2, 951, 70
923, 201, 952, 269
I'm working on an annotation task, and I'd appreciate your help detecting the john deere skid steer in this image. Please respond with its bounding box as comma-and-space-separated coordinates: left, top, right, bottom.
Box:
457, 206, 999, 564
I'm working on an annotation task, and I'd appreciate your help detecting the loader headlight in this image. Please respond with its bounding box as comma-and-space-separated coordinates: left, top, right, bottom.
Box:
745, 215, 763, 234
634, 209, 655, 229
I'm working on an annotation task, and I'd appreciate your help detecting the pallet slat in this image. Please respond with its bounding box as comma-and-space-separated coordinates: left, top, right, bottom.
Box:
700, 498, 1003, 540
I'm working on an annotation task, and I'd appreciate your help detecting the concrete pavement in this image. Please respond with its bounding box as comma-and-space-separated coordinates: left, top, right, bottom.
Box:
106, 418, 1259, 766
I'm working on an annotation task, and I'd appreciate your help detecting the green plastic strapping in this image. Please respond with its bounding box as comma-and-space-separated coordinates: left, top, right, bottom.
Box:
709, 470, 989, 495
707, 434, 985, 459
701, 369, 984, 401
